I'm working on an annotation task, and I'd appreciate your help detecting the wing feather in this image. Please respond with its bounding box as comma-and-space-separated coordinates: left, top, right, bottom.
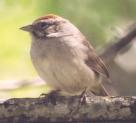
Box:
82, 39, 118, 96
83, 40, 109, 78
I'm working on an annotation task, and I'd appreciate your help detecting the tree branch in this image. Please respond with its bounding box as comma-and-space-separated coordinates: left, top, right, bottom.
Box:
0, 96, 136, 123
99, 24, 136, 63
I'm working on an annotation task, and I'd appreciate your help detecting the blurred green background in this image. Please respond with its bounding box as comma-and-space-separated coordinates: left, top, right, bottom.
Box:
0, 0, 136, 98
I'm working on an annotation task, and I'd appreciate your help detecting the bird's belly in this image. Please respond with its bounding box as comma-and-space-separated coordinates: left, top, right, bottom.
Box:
32, 57, 96, 95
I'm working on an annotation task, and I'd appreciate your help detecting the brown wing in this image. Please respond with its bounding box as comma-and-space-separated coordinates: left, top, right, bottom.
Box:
83, 40, 109, 78
82, 39, 119, 96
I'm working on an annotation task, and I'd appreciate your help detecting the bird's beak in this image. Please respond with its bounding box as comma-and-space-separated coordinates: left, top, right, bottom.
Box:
20, 25, 33, 32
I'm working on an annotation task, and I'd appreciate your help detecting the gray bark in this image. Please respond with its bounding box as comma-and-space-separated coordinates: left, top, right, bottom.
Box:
0, 96, 136, 123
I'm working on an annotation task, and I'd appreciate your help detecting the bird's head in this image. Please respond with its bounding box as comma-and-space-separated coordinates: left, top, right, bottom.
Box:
20, 14, 78, 39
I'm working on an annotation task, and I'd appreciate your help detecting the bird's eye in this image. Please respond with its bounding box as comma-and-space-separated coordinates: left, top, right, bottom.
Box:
38, 22, 49, 29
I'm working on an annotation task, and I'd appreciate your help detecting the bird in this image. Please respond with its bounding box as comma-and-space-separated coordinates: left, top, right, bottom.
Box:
20, 14, 117, 97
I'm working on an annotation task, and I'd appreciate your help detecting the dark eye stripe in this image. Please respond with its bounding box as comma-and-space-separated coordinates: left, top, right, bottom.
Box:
38, 22, 50, 29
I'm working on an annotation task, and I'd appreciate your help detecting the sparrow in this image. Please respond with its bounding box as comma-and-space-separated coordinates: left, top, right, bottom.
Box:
20, 14, 117, 96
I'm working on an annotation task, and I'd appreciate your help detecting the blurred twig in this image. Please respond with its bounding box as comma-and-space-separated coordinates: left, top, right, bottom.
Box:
100, 23, 136, 63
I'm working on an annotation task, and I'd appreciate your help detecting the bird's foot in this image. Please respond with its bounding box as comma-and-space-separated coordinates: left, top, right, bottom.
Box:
40, 90, 60, 105
69, 88, 87, 116
79, 89, 87, 105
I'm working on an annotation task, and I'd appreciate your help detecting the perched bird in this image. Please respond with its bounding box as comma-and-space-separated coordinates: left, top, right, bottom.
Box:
20, 14, 117, 96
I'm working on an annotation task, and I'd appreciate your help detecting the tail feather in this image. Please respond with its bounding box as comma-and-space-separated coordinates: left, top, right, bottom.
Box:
87, 78, 118, 96
100, 78, 118, 96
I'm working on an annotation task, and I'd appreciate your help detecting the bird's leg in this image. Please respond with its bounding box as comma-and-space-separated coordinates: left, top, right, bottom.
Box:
69, 88, 87, 116
79, 88, 87, 105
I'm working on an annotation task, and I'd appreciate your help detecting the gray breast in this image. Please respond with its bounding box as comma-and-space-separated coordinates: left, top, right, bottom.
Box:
30, 37, 96, 95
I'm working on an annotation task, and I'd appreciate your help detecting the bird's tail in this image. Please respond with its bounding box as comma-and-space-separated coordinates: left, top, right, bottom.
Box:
100, 78, 118, 96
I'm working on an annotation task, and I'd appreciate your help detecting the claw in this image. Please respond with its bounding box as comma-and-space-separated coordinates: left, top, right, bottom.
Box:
69, 88, 87, 116
40, 90, 60, 105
